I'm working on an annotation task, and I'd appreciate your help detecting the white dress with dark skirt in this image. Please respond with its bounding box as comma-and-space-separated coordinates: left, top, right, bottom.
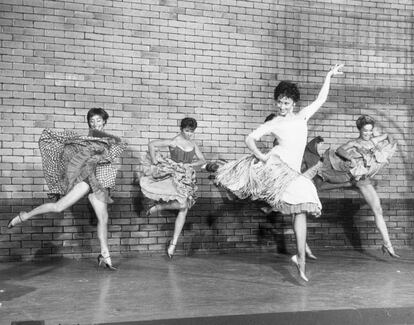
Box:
216, 114, 321, 217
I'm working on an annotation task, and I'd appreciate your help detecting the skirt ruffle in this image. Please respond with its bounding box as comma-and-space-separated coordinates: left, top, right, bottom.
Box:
319, 140, 396, 184
277, 202, 321, 217
39, 128, 125, 203
136, 152, 197, 207
216, 154, 321, 217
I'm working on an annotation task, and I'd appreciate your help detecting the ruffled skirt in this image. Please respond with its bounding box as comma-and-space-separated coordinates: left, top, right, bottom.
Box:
318, 141, 396, 185
39, 128, 124, 203
136, 153, 197, 208
215, 155, 321, 217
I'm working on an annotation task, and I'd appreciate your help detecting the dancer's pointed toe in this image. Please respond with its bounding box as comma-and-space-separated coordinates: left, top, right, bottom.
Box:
381, 244, 400, 258
291, 255, 309, 282
7, 212, 27, 229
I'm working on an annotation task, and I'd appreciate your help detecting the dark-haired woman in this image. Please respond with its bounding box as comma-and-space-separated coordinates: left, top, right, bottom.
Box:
216, 64, 344, 281
313, 115, 398, 257
8, 108, 126, 270
137, 117, 206, 258
261, 113, 318, 260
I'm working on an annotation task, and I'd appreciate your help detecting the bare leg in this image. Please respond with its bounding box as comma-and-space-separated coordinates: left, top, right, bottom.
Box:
88, 193, 116, 269
317, 181, 354, 191
147, 201, 183, 216
171, 207, 188, 246
8, 182, 90, 228
357, 183, 399, 257
292, 213, 308, 281
161, 200, 189, 258
88, 194, 109, 256
264, 207, 316, 259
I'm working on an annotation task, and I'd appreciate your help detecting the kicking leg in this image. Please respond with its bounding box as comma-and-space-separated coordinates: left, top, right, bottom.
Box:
358, 183, 399, 258
8, 182, 90, 228
88, 193, 117, 269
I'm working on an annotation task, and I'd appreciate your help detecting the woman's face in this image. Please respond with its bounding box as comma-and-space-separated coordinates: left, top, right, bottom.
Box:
276, 95, 295, 116
181, 127, 195, 140
359, 124, 374, 141
89, 114, 106, 131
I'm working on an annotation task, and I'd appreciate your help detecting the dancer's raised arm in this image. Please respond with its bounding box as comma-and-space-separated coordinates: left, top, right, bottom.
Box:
298, 64, 344, 120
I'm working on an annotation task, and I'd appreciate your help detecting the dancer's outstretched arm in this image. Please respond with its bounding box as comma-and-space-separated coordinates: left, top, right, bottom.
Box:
298, 64, 344, 120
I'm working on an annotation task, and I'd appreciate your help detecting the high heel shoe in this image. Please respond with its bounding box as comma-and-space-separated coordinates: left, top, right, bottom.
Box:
166, 240, 176, 259
381, 244, 400, 258
7, 212, 26, 229
291, 255, 309, 282
305, 246, 317, 260
97, 254, 117, 270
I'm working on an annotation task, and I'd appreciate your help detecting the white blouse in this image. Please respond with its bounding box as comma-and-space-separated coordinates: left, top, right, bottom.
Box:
249, 114, 308, 172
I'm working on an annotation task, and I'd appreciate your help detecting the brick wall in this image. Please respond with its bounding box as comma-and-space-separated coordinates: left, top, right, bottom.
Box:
0, 0, 413, 261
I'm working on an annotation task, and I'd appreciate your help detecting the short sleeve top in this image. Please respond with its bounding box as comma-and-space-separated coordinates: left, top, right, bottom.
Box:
249, 114, 308, 172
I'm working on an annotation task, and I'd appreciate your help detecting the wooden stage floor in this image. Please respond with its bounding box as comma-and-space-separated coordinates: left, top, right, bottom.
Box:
2, 249, 414, 325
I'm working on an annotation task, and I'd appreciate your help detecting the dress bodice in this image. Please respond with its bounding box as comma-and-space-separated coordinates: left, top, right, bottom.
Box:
249, 115, 308, 172
168, 146, 195, 163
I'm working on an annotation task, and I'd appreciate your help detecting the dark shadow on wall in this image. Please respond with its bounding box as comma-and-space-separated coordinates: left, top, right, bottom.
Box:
319, 196, 390, 260
183, 197, 293, 256
324, 198, 364, 252
184, 206, 225, 256
258, 210, 290, 255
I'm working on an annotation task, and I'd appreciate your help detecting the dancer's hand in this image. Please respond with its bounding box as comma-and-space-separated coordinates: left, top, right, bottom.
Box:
328, 63, 344, 76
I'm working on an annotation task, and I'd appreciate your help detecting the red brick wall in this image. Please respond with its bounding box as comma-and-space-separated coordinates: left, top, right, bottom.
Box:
1, 0, 413, 260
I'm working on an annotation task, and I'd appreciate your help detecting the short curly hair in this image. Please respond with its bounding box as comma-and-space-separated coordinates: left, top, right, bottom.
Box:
274, 81, 300, 103
180, 117, 197, 130
87, 108, 109, 128
356, 115, 375, 130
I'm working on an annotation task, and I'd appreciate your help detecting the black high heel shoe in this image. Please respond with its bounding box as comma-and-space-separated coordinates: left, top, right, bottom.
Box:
97, 254, 117, 270
166, 240, 176, 259
381, 244, 400, 258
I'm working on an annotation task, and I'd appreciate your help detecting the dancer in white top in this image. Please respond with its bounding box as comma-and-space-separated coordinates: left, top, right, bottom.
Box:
216, 64, 344, 281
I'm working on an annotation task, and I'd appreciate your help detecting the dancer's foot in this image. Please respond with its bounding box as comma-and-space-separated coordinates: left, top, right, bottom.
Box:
146, 205, 157, 217
305, 245, 317, 260
97, 254, 117, 270
7, 212, 27, 229
381, 244, 400, 258
291, 255, 309, 282
166, 240, 176, 259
